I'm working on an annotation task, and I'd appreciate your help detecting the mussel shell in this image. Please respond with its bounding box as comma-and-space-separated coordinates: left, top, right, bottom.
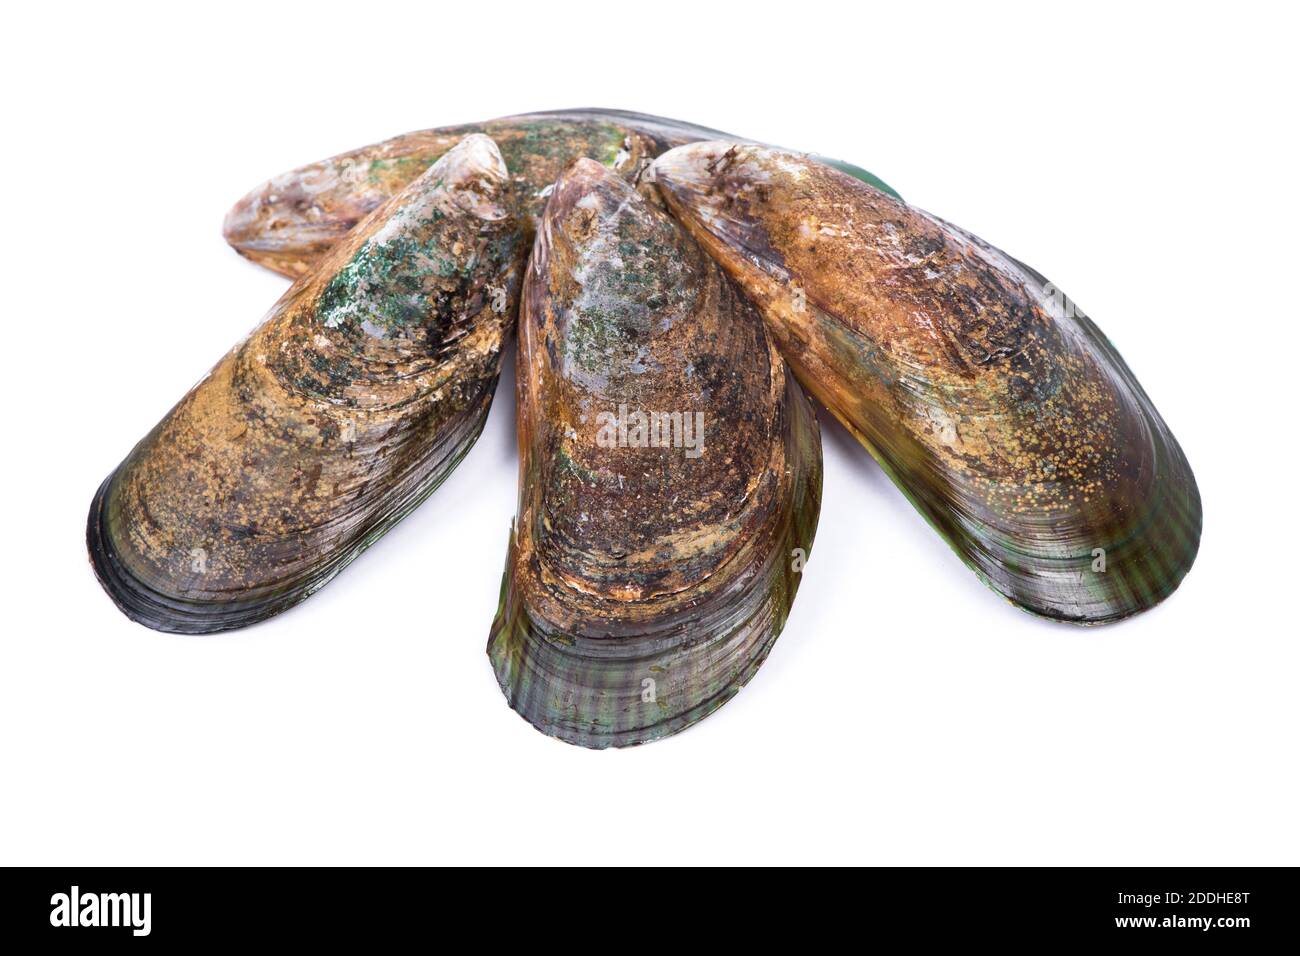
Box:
88, 134, 527, 633
488, 158, 822, 747
654, 142, 1200, 624
221, 110, 711, 278
223, 109, 900, 278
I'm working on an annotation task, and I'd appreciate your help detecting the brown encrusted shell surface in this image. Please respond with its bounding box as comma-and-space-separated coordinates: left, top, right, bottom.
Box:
222, 110, 736, 279
88, 135, 526, 632
487, 158, 822, 748
654, 142, 1200, 624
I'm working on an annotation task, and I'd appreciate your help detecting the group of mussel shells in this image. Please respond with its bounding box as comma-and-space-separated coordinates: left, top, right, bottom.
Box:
88, 109, 1201, 748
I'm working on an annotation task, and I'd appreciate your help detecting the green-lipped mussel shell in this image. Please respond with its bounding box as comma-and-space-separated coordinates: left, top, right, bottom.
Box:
88, 135, 527, 633
654, 142, 1200, 625
488, 159, 822, 747
223, 109, 899, 279
221, 110, 714, 278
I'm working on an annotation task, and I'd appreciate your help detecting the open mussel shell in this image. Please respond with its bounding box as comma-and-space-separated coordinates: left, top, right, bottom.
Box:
488, 158, 822, 747
88, 134, 527, 633
223, 108, 900, 279
654, 142, 1200, 624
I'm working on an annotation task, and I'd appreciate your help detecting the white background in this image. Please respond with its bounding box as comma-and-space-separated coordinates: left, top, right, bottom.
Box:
1, 1, 1295, 865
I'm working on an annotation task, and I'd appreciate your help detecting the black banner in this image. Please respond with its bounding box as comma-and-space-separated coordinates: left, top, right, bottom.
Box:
2, 867, 1290, 944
